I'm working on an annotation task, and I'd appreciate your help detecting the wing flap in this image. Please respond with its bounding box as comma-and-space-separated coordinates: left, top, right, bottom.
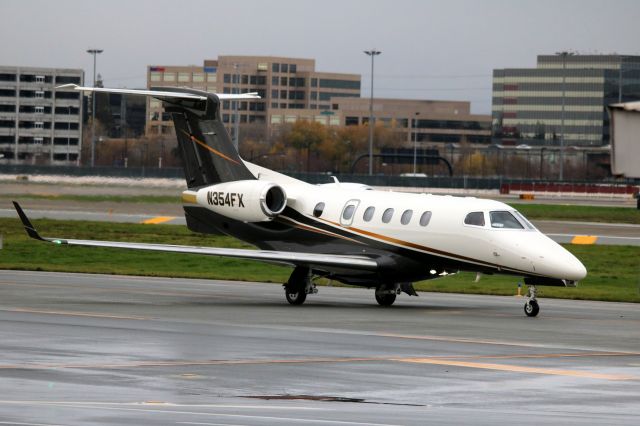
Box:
13, 202, 377, 271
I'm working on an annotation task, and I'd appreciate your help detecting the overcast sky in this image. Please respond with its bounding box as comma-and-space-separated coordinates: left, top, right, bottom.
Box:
2, 0, 639, 114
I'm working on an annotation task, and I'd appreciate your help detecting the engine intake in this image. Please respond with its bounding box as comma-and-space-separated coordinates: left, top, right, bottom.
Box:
260, 183, 287, 217
196, 180, 288, 222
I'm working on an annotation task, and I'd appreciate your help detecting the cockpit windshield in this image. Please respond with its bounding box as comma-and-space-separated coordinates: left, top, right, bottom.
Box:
512, 210, 535, 230
490, 211, 524, 229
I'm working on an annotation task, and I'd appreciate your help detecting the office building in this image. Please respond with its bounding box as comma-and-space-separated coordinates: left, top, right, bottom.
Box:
330, 97, 491, 144
0, 66, 84, 164
492, 54, 640, 146
146, 56, 361, 136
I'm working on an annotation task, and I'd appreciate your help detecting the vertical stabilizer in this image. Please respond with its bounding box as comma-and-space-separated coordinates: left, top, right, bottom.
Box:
153, 87, 255, 188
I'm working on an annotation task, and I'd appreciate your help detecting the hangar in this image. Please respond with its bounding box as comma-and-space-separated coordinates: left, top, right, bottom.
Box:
609, 101, 640, 179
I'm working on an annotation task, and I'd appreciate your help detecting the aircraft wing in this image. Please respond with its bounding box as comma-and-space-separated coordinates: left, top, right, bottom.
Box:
56, 84, 261, 100
13, 202, 377, 271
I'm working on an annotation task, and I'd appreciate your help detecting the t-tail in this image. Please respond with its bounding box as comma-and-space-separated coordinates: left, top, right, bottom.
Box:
55, 84, 274, 235
56, 84, 258, 188
154, 87, 255, 188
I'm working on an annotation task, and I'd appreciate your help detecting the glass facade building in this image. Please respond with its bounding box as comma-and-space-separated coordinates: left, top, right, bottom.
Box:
492, 54, 640, 146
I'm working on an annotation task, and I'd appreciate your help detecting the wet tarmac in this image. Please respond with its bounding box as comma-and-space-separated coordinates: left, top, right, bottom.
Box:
0, 270, 639, 425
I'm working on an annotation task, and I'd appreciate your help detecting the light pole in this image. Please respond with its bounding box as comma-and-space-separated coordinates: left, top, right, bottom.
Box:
539, 147, 547, 180
412, 112, 420, 174
556, 51, 572, 181
364, 49, 381, 175
232, 63, 240, 150
87, 48, 103, 167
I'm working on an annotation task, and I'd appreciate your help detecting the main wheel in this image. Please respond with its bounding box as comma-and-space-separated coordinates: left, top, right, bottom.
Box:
524, 300, 539, 317
285, 288, 307, 305
375, 292, 396, 306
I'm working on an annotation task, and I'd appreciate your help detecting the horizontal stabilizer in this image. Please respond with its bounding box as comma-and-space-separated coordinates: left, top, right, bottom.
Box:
56, 84, 261, 100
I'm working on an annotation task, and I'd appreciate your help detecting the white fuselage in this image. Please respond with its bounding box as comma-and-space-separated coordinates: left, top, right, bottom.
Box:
244, 162, 587, 282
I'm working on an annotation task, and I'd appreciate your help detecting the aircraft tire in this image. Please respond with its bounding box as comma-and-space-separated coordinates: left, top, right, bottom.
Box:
375, 292, 396, 306
524, 300, 539, 317
286, 289, 307, 305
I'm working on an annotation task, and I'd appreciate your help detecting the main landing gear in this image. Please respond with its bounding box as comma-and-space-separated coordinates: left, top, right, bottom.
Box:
375, 286, 397, 306
284, 267, 317, 305
524, 285, 540, 317
374, 283, 417, 306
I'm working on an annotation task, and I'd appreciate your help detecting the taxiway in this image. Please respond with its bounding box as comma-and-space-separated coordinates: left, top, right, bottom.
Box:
0, 270, 638, 425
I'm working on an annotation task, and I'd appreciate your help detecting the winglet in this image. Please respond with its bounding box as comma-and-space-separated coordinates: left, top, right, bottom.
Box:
12, 201, 44, 241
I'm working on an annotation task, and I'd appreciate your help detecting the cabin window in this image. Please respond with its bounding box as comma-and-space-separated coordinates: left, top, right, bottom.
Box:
419, 211, 432, 226
382, 208, 394, 223
342, 205, 355, 221
464, 211, 485, 227
313, 202, 325, 218
490, 211, 524, 229
363, 206, 375, 222
401, 209, 413, 225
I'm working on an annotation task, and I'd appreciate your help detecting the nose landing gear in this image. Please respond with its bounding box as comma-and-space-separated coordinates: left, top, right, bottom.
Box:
524, 285, 540, 317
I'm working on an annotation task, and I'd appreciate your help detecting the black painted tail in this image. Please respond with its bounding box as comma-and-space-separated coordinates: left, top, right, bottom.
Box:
153, 87, 255, 188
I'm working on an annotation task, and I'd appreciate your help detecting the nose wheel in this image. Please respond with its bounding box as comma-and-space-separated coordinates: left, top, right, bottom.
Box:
524, 299, 539, 317
524, 285, 539, 317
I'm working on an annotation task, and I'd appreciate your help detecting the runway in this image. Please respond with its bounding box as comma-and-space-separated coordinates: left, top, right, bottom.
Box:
0, 270, 639, 425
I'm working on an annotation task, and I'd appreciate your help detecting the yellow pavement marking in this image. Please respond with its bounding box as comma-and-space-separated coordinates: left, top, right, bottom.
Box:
142, 216, 175, 224
378, 333, 546, 348
6, 308, 151, 321
394, 358, 636, 381
0, 353, 636, 383
459, 351, 640, 360
571, 235, 598, 245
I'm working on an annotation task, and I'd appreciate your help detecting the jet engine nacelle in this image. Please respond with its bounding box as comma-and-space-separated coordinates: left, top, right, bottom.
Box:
196, 180, 287, 222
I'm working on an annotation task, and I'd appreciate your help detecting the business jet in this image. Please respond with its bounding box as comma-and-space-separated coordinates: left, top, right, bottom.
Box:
13, 84, 587, 317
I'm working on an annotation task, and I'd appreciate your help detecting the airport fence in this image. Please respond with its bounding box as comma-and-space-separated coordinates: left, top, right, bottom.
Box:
1, 164, 638, 192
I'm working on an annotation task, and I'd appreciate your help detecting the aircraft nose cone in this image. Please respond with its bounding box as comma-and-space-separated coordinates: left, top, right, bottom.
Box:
528, 235, 587, 282
565, 252, 587, 281
549, 244, 587, 281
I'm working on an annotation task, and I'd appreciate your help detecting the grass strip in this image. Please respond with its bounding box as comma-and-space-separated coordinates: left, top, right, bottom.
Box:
0, 218, 638, 303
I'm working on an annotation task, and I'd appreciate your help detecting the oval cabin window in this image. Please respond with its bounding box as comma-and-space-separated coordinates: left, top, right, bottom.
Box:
401, 209, 413, 225
419, 211, 432, 226
382, 208, 394, 223
313, 202, 325, 218
363, 206, 375, 222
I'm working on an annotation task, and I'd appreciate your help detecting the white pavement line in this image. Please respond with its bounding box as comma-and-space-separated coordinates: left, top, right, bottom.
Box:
536, 220, 640, 228
0, 400, 321, 411
0, 422, 69, 426
549, 233, 640, 240
177, 422, 246, 426
1, 403, 405, 426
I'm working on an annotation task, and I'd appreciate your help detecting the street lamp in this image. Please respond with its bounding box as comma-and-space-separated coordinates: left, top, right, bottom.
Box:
232, 63, 241, 150
556, 51, 573, 181
412, 112, 420, 174
539, 147, 547, 180
87, 48, 103, 167
364, 49, 381, 175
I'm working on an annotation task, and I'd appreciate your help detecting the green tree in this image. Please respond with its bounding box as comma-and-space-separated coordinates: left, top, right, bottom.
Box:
282, 120, 330, 172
